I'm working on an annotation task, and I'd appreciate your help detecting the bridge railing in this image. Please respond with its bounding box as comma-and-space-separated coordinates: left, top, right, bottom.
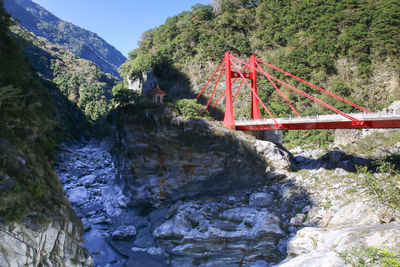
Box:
236, 109, 400, 125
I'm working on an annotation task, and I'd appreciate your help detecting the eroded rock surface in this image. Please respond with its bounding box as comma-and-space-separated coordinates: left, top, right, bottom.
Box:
279, 147, 400, 266
0, 217, 92, 267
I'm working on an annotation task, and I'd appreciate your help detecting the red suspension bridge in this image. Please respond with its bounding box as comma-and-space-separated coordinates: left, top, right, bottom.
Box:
197, 52, 400, 131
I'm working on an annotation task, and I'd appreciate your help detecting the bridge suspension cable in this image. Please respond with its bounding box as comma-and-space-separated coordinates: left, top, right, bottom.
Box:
230, 55, 363, 125
255, 58, 372, 113
229, 57, 280, 127
197, 52, 390, 130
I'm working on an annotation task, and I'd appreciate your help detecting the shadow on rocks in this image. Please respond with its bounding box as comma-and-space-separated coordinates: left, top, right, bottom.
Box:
292, 148, 372, 173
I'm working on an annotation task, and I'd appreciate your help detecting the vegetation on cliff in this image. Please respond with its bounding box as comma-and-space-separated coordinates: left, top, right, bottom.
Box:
122, 0, 399, 107
0, 2, 72, 222
11, 25, 118, 121
121, 0, 399, 146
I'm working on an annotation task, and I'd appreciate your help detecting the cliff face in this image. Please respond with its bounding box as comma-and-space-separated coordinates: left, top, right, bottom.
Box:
106, 104, 400, 266
114, 105, 269, 206
0, 214, 92, 267
0, 3, 92, 265
106, 105, 304, 266
4, 0, 126, 78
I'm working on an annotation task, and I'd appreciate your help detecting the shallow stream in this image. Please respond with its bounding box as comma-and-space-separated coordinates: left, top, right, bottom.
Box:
55, 140, 167, 266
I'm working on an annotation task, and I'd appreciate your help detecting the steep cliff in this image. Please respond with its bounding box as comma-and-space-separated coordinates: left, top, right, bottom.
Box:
0, 2, 91, 265
103, 104, 306, 266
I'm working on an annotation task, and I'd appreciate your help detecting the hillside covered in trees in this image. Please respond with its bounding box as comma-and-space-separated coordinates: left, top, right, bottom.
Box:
11, 25, 119, 121
121, 0, 400, 120
0, 1, 72, 222
0, 0, 118, 222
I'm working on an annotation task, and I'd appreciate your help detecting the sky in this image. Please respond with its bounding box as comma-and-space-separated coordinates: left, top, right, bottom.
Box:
32, 0, 211, 58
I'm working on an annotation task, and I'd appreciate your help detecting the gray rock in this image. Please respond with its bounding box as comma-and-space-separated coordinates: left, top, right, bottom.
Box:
0, 220, 92, 267
0, 172, 15, 192
91, 216, 111, 225
334, 129, 362, 146
251, 259, 269, 267
249, 192, 274, 207
290, 213, 306, 226
279, 250, 345, 267
68, 186, 89, 206
254, 140, 291, 170
112, 226, 137, 240
154, 203, 285, 266
282, 223, 400, 266
127, 69, 158, 95
266, 171, 286, 180
327, 202, 380, 228
301, 205, 311, 214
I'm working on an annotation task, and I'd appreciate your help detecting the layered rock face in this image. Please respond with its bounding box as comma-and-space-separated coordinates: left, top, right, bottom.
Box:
116, 107, 268, 207
110, 106, 304, 266
154, 200, 285, 266
0, 214, 92, 267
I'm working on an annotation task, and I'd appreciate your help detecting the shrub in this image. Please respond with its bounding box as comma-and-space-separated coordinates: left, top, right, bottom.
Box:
340, 246, 400, 267
357, 156, 400, 209
174, 99, 209, 118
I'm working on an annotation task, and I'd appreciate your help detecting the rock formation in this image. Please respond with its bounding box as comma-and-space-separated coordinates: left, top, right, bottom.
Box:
0, 213, 92, 266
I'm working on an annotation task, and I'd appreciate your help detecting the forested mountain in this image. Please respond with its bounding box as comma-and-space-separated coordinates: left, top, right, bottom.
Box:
11, 25, 119, 120
122, 0, 400, 119
4, 0, 127, 78
0, 0, 70, 222
0, 0, 120, 222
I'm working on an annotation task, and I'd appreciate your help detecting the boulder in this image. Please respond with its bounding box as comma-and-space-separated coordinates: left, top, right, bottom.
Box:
327, 201, 380, 228
290, 213, 306, 226
254, 140, 291, 170
153, 202, 285, 266
112, 226, 137, 241
67, 186, 89, 206
282, 223, 400, 266
249, 192, 274, 208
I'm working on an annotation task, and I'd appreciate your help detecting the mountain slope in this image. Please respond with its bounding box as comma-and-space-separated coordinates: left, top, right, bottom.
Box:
11, 25, 119, 121
4, 0, 127, 78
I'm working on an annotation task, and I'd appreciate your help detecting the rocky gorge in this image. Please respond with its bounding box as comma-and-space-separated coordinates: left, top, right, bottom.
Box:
49, 105, 400, 266
4, 104, 398, 266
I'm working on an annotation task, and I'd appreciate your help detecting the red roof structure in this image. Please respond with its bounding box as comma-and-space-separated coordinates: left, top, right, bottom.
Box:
151, 85, 167, 103
151, 85, 167, 96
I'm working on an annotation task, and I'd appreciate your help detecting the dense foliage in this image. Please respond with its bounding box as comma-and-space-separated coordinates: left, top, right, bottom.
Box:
121, 0, 400, 146
341, 246, 400, 266
0, 2, 67, 222
112, 82, 141, 106
12, 25, 118, 121
174, 98, 210, 118
4, 0, 127, 78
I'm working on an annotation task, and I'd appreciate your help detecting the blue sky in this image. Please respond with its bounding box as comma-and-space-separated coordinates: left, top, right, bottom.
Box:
32, 0, 211, 57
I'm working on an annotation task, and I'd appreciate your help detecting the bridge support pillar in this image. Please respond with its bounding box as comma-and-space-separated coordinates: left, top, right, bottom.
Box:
265, 130, 282, 145
223, 52, 235, 129
250, 55, 261, 120
244, 130, 282, 144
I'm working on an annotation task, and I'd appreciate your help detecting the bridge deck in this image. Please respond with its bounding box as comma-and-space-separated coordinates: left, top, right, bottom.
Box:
235, 109, 400, 130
